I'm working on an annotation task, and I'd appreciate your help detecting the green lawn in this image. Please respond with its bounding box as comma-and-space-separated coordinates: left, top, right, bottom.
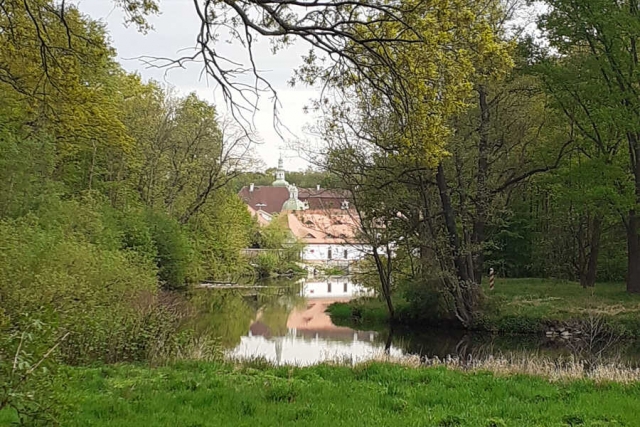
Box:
4, 362, 640, 427
329, 279, 640, 336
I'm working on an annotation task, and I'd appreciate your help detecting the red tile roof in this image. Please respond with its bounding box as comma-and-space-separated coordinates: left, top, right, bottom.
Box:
238, 186, 290, 214
238, 186, 351, 214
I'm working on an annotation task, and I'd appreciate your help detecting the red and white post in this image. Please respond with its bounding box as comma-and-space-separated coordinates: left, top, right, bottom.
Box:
489, 268, 495, 290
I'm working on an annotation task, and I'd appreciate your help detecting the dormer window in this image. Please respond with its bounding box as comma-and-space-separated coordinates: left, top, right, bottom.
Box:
341, 200, 349, 210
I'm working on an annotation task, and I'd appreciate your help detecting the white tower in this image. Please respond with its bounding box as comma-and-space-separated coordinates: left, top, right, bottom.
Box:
272, 154, 289, 187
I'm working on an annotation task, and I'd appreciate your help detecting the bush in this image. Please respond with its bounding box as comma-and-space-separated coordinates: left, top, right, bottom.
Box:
0, 204, 192, 365
0, 324, 62, 426
399, 278, 455, 325
146, 211, 194, 291
188, 193, 254, 281
255, 252, 279, 278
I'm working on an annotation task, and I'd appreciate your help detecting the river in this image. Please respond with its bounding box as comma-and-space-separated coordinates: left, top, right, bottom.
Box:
193, 276, 640, 367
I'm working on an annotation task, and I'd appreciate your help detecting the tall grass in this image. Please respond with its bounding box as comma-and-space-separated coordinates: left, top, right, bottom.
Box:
9, 361, 638, 427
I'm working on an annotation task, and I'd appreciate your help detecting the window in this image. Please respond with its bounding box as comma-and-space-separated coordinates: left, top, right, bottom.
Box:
327, 248, 332, 260
327, 283, 332, 293
344, 249, 348, 259
343, 282, 348, 293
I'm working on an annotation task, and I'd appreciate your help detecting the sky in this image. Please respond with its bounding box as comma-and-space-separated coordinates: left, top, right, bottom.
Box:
77, 0, 317, 171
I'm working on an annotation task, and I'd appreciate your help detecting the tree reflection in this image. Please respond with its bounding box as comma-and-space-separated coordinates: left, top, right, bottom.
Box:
187, 281, 305, 348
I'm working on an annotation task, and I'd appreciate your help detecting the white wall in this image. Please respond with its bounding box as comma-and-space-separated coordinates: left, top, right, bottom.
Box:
301, 244, 371, 262
301, 277, 373, 299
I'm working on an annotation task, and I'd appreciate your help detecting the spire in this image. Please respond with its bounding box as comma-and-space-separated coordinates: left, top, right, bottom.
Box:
272, 154, 289, 187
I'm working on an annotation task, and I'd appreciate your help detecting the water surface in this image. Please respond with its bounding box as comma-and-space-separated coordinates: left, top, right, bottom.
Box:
194, 276, 640, 366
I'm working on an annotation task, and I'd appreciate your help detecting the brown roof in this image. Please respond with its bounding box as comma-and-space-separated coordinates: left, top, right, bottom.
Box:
238, 186, 352, 214
238, 186, 290, 214
300, 188, 351, 210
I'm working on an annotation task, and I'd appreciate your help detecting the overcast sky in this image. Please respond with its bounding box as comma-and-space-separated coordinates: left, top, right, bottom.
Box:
77, 0, 317, 171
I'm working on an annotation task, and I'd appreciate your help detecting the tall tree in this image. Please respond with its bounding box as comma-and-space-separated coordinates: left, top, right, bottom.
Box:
537, 0, 640, 292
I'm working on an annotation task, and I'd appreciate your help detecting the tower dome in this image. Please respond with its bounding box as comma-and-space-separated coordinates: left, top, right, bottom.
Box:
282, 185, 306, 211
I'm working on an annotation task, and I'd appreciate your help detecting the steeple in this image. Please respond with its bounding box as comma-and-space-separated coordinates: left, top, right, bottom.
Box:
271, 154, 289, 187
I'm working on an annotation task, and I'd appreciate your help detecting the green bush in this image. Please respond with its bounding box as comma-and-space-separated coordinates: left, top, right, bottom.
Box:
0, 323, 63, 426
146, 211, 194, 291
188, 193, 254, 281
255, 252, 279, 278
400, 278, 453, 325
0, 204, 192, 365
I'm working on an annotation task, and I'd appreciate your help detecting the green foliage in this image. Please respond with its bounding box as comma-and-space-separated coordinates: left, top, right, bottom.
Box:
0, 3, 256, 422
251, 214, 305, 277
255, 252, 280, 277
189, 192, 254, 281
13, 362, 640, 426
400, 278, 454, 325
0, 322, 63, 425
0, 204, 189, 364
331, 279, 640, 336
146, 211, 194, 290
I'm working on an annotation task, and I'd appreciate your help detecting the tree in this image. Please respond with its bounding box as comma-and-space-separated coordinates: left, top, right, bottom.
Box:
120, 87, 254, 223
537, 0, 640, 292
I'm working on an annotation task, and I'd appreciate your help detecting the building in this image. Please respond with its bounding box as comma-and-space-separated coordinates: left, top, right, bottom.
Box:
286, 209, 370, 264
238, 157, 370, 264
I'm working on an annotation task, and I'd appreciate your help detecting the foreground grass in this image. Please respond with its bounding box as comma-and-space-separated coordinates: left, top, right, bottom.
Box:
6, 361, 638, 427
329, 279, 640, 336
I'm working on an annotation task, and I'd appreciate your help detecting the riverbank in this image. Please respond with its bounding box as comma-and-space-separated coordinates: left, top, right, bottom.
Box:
328, 278, 640, 337
4, 361, 639, 426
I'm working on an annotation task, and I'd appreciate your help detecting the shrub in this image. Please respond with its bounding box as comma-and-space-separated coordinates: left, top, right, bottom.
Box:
0, 208, 189, 365
0, 323, 63, 426
146, 211, 194, 291
400, 278, 455, 325
255, 252, 279, 278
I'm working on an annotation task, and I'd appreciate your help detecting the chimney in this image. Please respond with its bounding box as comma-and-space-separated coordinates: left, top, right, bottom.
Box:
249, 183, 255, 192
316, 184, 320, 191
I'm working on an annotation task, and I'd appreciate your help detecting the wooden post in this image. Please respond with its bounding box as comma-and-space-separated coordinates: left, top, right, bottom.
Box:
489, 268, 495, 290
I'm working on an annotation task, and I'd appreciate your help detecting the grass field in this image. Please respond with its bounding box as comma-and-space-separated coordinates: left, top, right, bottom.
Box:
328, 279, 640, 336
3, 362, 640, 427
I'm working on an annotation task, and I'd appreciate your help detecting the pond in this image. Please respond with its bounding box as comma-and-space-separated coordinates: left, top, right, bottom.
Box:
194, 276, 640, 367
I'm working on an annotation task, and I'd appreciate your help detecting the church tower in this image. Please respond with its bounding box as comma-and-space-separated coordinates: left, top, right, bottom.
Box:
271, 155, 289, 187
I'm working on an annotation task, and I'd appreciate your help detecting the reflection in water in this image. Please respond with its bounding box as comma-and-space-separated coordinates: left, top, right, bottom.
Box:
195, 276, 640, 367
228, 277, 399, 365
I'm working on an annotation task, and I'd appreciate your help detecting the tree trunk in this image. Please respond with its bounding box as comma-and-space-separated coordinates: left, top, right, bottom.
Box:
627, 211, 640, 293
372, 249, 395, 320
581, 215, 602, 288
87, 141, 97, 191
436, 163, 480, 328
627, 132, 640, 293
473, 84, 490, 284
436, 163, 471, 282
